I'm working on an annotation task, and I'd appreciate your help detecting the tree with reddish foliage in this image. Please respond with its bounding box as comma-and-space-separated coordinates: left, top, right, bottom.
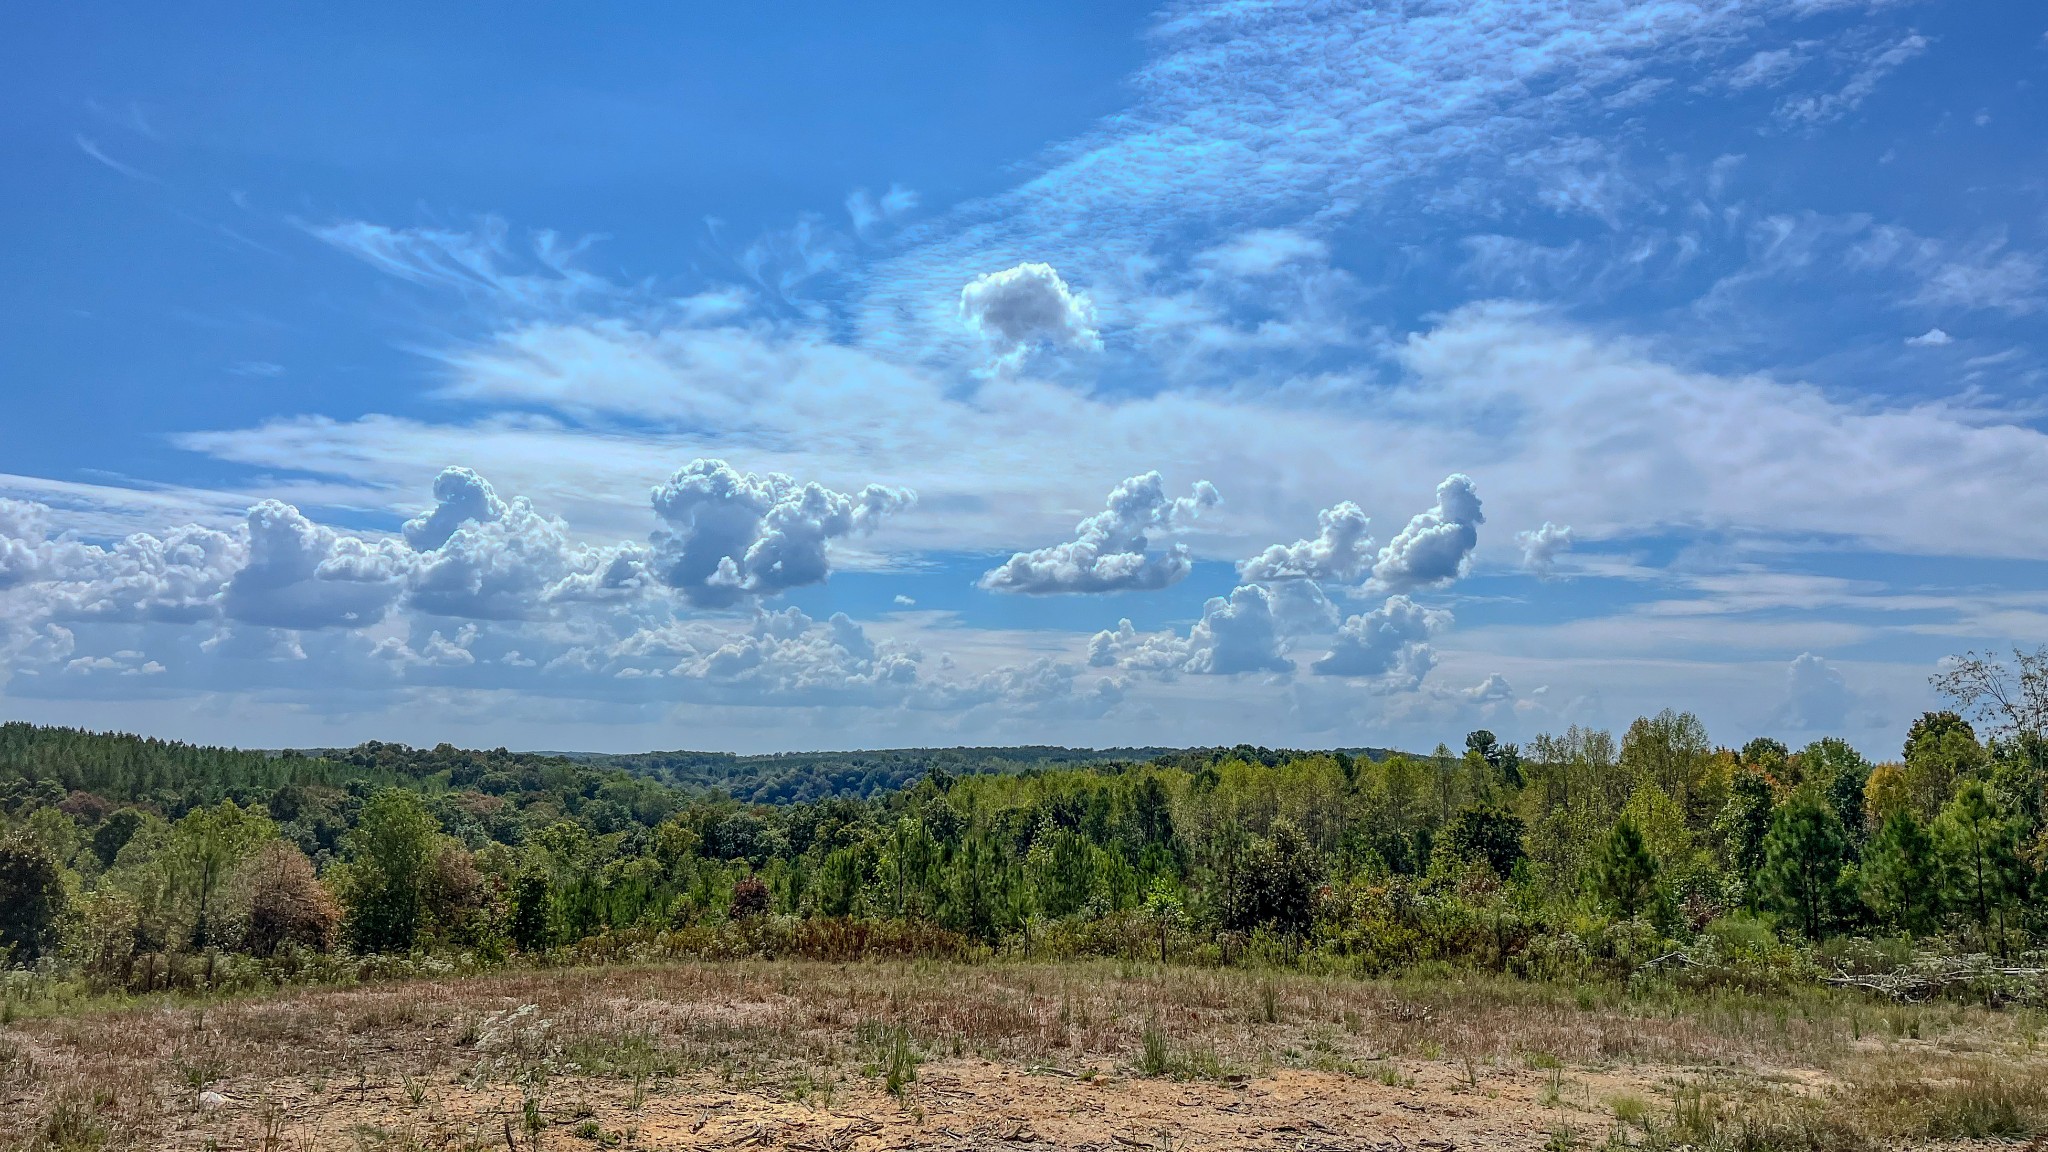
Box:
729, 874, 770, 920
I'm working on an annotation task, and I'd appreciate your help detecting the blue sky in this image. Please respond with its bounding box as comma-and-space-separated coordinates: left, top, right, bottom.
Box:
3, 0, 2046, 756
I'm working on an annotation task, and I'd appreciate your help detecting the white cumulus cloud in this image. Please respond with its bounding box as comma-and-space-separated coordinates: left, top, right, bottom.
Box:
980, 472, 1219, 595
403, 466, 508, 551
1089, 584, 1292, 677
1517, 521, 1575, 576
1778, 651, 1852, 730
0, 499, 58, 590
1368, 474, 1484, 594
220, 501, 410, 630
1464, 672, 1516, 703
1311, 594, 1449, 686
1240, 500, 1374, 583
959, 263, 1100, 365
410, 483, 651, 620
650, 459, 914, 608
672, 607, 920, 704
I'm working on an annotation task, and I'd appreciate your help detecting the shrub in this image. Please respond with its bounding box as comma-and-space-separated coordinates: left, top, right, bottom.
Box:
1701, 913, 1776, 957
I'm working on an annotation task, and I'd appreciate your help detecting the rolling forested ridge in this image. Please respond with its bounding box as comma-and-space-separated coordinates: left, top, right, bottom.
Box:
4, 648, 2047, 1002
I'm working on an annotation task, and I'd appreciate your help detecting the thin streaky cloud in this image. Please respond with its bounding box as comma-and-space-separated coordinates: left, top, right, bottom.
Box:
73, 135, 158, 182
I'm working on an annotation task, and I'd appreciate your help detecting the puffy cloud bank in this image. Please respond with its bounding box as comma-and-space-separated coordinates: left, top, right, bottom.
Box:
4, 461, 871, 641
1090, 583, 1294, 677
5, 462, 975, 695
0, 459, 1166, 732
1239, 501, 1374, 583
221, 502, 411, 630
407, 469, 652, 620
1233, 474, 1484, 598
1311, 595, 1450, 684
403, 466, 506, 551
1088, 473, 1502, 698
668, 606, 920, 704
8, 457, 1498, 715
1779, 652, 1853, 731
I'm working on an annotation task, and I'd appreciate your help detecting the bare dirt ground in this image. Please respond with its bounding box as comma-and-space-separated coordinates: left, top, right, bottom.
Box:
3, 960, 2041, 1150
158, 1056, 1668, 1151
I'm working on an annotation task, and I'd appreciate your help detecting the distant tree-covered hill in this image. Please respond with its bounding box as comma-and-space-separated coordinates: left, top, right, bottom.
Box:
1, 723, 1403, 814
304, 742, 1189, 804
583, 745, 1178, 803
572, 743, 1401, 804
0, 721, 364, 814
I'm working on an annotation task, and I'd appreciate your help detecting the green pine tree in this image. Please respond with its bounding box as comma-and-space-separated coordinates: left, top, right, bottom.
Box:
1935, 781, 2029, 954
1588, 817, 1658, 919
1757, 790, 1854, 940
1860, 811, 1941, 935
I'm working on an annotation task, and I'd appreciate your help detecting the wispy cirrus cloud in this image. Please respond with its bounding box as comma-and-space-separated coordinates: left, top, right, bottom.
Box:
74, 135, 158, 183
1774, 32, 1928, 127
310, 216, 624, 314
857, 0, 1911, 363
163, 299, 2048, 566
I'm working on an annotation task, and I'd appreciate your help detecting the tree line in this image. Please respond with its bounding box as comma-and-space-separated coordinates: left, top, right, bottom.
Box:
3, 648, 2046, 994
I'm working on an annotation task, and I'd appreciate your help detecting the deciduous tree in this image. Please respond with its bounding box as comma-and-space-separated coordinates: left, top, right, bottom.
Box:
165, 800, 278, 948
1444, 804, 1525, 878
241, 841, 339, 956
335, 789, 440, 953
0, 834, 64, 962
1221, 819, 1322, 939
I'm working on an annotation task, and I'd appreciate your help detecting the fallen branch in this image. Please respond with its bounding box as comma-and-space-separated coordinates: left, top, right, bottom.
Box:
1820, 955, 2048, 1001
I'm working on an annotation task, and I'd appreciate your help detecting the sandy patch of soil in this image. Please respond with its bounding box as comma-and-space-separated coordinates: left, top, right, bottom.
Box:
157, 1056, 1670, 1151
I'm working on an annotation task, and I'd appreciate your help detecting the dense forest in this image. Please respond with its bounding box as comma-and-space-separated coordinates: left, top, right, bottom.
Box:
570, 745, 1194, 804
3, 648, 2046, 999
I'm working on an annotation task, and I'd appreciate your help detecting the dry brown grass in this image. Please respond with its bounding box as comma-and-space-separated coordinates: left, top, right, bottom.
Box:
1, 960, 2044, 1150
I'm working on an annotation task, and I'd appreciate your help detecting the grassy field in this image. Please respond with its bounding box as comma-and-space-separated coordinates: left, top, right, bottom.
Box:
4, 960, 2046, 1150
